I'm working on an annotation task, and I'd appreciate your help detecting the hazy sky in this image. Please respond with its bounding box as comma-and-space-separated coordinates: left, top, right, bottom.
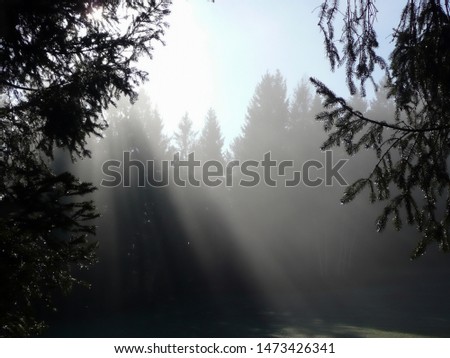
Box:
142, 0, 404, 145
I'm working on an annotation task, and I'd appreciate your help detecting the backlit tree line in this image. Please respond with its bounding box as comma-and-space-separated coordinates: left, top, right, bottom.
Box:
61, 69, 432, 325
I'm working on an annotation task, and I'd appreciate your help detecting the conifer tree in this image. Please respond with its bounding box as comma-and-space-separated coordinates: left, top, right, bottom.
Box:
311, 0, 450, 257
0, 0, 171, 336
173, 113, 197, 161
233, 70, 289, 160
288, 79, 313, 131
198, 108, 224, 163
145, 109, 170, 160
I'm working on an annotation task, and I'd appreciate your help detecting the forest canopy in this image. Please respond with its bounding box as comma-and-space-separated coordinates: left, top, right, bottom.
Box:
2, 0, 450, 338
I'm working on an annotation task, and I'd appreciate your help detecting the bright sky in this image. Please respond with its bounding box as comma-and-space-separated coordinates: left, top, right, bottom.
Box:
142, 0, 404, 146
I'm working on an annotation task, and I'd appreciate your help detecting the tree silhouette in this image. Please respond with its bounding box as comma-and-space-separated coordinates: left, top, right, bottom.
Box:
1, 0, 170, 158
232, 70, 289, 160
96, 94, 193, 307
285, 80, 326, 163
173, 113, 197, 161
145, 108, 171, 160
365, 78, 396, 124
0, 166, 98, 336
0, 0, 171, 336
108, 91, 170, 160
198, 108, 224, 163
288, 78, 313, 132
311, 0, 450, 258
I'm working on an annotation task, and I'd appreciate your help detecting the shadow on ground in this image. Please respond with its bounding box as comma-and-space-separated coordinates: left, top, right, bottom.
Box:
45, 283, 450, 337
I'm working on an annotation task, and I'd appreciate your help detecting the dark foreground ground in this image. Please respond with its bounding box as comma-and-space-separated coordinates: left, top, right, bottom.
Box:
45, 280, 450, 338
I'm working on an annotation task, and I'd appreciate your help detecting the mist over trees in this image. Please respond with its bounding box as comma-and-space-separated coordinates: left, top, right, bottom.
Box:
173, 113, 197, 161
312, 0, 450, 258
0, 0, 171, 336
46, 68, 450, 337
198, 109, 224, 163
3, 0, 450, 338
232, 70, 289, 160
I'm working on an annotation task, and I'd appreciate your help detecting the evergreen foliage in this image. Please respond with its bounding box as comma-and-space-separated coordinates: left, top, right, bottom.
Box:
0, 0, 171, 336
312, 0, 450, 258
232, 70, 289, 159
288, 78, 313, 131
173, 113, 197, 161
198, 108, 224, 162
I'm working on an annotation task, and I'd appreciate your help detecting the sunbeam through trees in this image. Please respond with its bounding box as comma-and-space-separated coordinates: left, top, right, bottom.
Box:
2, 0, 450, 339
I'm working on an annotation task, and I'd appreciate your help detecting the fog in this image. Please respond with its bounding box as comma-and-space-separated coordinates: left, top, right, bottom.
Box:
46, 71, 450, 337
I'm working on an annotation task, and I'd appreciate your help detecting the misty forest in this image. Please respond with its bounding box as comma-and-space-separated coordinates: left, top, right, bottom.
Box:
2, 0, 450, 337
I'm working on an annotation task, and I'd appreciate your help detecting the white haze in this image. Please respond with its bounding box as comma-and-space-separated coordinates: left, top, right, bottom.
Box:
141, 0, 403, 146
